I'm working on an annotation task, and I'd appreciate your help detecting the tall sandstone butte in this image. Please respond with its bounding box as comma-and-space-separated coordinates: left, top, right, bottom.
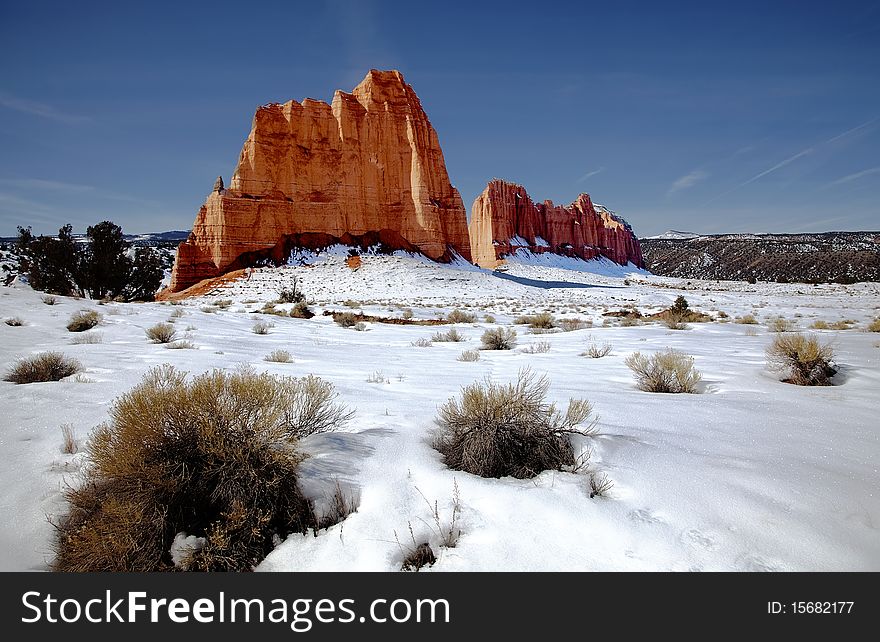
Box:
469, 179, 644, 269
166, 69, 471, 293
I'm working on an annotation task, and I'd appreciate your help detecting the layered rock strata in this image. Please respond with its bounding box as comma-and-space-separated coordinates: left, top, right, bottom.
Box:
168, 69, 471, 292
469, 179, 643, 269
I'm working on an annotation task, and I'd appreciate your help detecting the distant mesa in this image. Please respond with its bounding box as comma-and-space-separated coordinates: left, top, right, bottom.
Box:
469, 179, 644, 269
165, 69, 471, 294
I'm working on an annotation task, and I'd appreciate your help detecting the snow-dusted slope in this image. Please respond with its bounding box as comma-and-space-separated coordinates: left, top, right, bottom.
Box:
1, 253, 879, 571
644, 230, 700, 240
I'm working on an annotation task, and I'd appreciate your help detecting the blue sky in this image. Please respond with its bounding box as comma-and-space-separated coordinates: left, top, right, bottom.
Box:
1, 0, 878, 237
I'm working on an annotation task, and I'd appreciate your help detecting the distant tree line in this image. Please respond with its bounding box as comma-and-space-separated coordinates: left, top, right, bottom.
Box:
13, 221, 164, 300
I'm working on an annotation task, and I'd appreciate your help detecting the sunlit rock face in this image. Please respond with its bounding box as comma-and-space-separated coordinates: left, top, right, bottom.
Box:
168, 70, 471, 293
469, 179, 643, 269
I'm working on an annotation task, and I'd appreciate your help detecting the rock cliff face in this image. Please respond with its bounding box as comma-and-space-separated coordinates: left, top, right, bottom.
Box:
167, 69, 471, 293
469, 180, 643, 269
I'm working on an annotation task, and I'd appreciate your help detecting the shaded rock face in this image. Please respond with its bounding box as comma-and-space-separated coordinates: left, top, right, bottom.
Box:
469, 180, 643, 269
168, 69, 471, 293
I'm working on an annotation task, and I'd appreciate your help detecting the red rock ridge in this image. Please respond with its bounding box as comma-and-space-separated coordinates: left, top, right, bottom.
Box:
166, 69, 471, 293
468, 179, 644, 269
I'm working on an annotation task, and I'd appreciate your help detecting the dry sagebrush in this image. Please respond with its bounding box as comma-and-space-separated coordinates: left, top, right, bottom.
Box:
53, 366, 353, 572
625, 349, 701, 393
67, 310, 101, 332
481, 327, 517, 350
146, 322, 177, 344
446, 309, 476, 324
5, 352, 81, 384
433, 369, 595, 479
766, 333, 837, 386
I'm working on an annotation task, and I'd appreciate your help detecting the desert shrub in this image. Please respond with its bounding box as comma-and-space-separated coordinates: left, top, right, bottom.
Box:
484, 314, 496, 323
744, 327, 759, 336
519, 312, 555, 329
582, 341, 612, 358
446, 309, 476, 324
277, 285, 304, 304
625, 349, 701, 393
735, 314, 758, 325
53, 366, 353, 571
5, 317, 24, 326
521, 341, 551, 354
432, 328, 465, 343
559, 318, 590, 332
252, 320, 273, 335
411, 337, 433, 347
366, 370, 388, 384
289, 301, 314, 319
663, 313, 687, 330
663, 299, 689, 329
768, 316, 795, 333
61, 424, 77, 455
433, 369, 594, 479
588, 472, 614, 499
165, 340, 195, 350
146, 322, 177, 344
867, 318, 880, 332
168, 308, 186, 321
810, 320, 830, 330
41, 295, 58, 305
766, 333, 837, 386
343, 299, 360, 309
70, 332, 103, 345
66, 310, 101, 332
264, 350, 293, 363
335, 312, 358, 328
353, 322, 367, 332
4, 352, 81, 384
457, 349, 480, 362
621, 316, 642, 328
481, 327, 517, 350
200, 305, 218, 314
401, 308, 414, 320
214, 299, 232, 309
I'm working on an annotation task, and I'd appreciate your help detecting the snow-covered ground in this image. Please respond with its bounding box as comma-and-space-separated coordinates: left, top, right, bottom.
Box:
1, 251, 879, 571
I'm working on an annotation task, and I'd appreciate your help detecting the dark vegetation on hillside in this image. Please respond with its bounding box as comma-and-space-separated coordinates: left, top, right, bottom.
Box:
641, 232, 880, 283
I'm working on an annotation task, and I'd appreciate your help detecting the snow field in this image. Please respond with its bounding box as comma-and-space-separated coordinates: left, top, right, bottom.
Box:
1, 252, 878, 571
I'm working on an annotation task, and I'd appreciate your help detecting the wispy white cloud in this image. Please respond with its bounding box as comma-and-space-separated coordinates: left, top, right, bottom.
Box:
701, 147, 813, 206
0, 92, 90, 124
0, 178, 94, 192
822, 116, 879, 145
700, 117, 879, 207
668, 169, 708, 195
825, 166, 880, 187
577, 167, 604, 183
738, 147, 814, 188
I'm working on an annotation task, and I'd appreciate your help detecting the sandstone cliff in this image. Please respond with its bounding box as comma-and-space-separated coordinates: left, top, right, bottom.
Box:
167, 70, 471, 293
469, 180, 643, 269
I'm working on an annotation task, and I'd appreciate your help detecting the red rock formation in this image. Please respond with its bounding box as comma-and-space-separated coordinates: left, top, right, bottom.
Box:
167, 70, 471, 293
469, 180, 643, 269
